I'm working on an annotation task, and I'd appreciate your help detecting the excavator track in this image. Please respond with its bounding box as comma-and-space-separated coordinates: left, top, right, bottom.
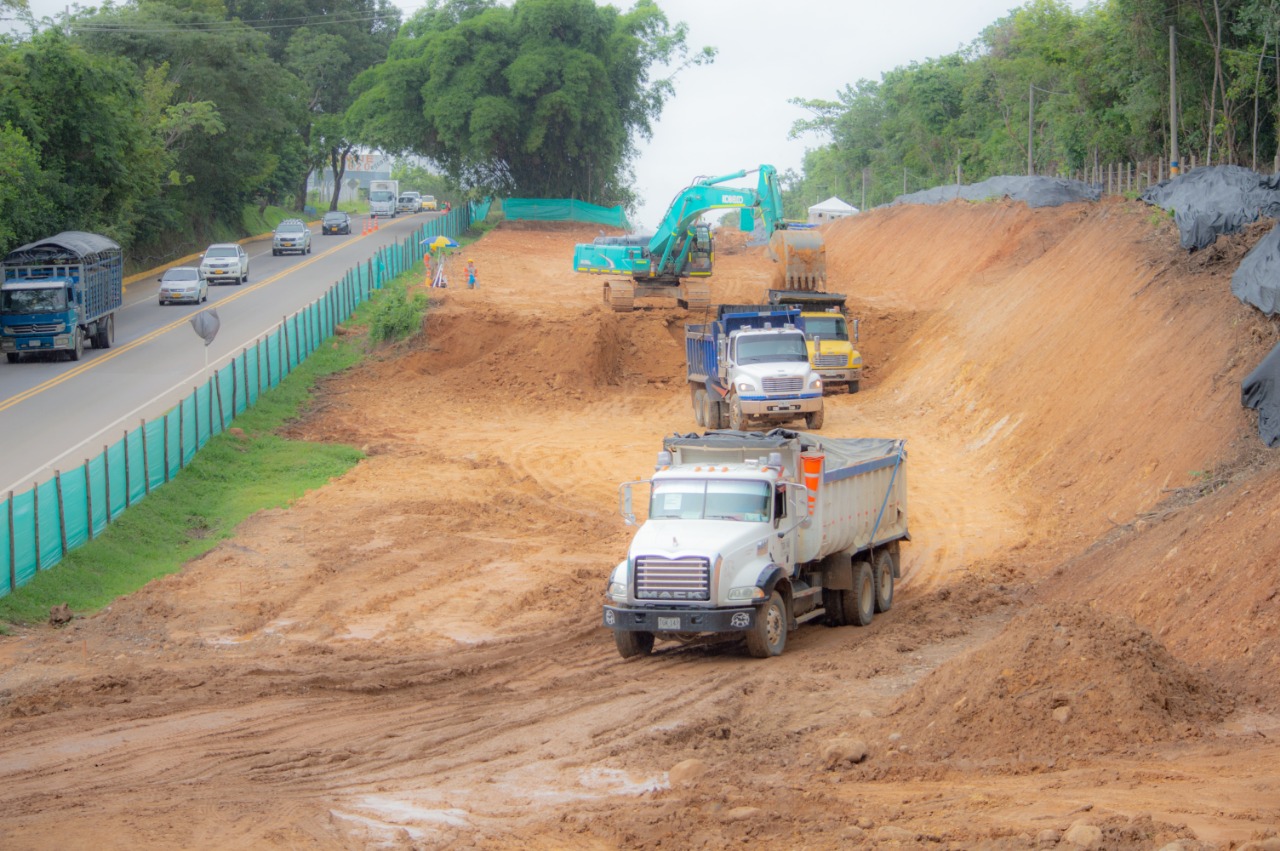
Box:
604, 280, 635, 312
678, 280, 711, 311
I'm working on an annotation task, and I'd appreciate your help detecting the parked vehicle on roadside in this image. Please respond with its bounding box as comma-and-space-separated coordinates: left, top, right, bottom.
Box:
199, 243, 249, 285
273, 219, 312, 256
158, 267, 208, 305
322, 211, 352, 235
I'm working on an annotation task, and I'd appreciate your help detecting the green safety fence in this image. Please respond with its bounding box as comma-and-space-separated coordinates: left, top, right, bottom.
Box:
502, 198, 628, 229
0, 206, 472, 598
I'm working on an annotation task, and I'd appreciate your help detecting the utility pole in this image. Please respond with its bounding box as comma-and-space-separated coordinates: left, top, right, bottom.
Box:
1170, 25, 1180, 176
861, 168, 867, 210
1028, 83, 1035, 176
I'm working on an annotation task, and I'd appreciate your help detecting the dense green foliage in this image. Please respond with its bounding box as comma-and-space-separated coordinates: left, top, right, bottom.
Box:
787, 0, 1280, 209
347, 0, 713, 206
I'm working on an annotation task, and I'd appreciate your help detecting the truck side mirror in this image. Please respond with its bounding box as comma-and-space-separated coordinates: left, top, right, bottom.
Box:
619, 484, 636, 525
852, 318, 860, 343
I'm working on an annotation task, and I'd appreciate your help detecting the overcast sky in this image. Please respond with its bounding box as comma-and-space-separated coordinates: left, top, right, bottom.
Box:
10, 0, 1088, 228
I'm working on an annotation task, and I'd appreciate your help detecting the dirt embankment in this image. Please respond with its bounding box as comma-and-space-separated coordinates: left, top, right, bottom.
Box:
0, 200, 1277, 849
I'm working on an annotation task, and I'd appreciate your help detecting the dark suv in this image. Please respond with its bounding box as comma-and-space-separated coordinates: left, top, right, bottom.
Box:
273, 219, 312, 256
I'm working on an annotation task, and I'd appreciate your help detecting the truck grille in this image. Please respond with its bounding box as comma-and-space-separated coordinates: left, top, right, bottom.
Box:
815, 353, 848, 367
8, 323, 62, 334
634, 556, 710, 602
762, 376, 803, 394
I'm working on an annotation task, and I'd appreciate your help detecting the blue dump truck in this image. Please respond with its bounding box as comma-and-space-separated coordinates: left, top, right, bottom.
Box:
0, 232, 122, 363
687, 306, 825, 431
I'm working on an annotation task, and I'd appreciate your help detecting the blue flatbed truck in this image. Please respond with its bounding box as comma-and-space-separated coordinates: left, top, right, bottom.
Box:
0, 231, 122, 363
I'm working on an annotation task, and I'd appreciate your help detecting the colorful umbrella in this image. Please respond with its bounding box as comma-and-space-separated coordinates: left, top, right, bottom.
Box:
422, 235, 459, 250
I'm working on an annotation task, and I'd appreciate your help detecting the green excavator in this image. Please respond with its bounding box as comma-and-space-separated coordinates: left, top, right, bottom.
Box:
572, 165, 826, 311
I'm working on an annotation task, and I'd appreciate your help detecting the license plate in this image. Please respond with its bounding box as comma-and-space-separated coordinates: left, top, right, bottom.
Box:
657, 616, 680, 630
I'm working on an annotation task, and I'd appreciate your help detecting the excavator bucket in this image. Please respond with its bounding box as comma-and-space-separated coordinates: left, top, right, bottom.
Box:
768, 227, 827, 292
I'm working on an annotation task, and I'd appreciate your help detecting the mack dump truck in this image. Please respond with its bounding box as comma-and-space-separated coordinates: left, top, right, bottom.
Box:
687, 306, 825, 431
572, 164, 825, 311
603, 429, 908, 658
1, 231, 122, 363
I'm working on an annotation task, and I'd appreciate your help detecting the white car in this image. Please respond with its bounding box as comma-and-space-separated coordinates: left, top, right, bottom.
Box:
200, 243, 250, 285
158, 266, 208, 305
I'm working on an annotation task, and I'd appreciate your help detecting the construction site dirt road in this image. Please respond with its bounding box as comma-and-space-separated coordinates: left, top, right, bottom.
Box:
0, 200, 1277, 849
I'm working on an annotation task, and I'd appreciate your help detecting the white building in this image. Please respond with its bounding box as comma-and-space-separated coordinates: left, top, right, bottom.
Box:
808, 196, 858, 224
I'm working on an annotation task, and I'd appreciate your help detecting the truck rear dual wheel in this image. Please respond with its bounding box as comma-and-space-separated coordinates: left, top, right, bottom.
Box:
746, 591, 788, 658
68, 329, 83, 362
614, 629, 654, 659
691, 386, 707, 427
873, 549, 895, 613
92, 315, 113, 349
805, 407, 825, 430
842, 561, 875, 627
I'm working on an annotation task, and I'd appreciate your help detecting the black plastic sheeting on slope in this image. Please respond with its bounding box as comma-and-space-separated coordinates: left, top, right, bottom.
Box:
891, 175, 1101, 209
1140, 164, 1280, 251
1242, 340, 1280, 446
1231, 222, 1280, 315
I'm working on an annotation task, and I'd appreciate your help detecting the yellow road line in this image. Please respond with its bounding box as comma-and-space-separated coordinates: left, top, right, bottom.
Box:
0, 238, 364, 415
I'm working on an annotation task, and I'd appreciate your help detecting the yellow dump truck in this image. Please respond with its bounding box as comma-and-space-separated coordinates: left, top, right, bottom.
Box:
768, 290, 862, 393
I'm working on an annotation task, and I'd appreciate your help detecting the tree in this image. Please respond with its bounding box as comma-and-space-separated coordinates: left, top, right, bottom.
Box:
348, 0, 713, 205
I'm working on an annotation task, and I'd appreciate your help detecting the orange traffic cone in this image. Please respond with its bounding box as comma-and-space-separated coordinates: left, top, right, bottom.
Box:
373, 217, 379, 231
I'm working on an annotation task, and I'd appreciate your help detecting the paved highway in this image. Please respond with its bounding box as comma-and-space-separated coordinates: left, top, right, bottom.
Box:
0, 212, 441, 493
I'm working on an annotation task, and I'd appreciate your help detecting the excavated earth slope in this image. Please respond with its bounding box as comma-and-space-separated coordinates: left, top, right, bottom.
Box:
0, 202, 1278, 849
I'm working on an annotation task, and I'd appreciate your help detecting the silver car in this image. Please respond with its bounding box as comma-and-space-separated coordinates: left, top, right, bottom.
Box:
273, 219, 312, 256
200, 243, 250, 285
158, 266, 208, 305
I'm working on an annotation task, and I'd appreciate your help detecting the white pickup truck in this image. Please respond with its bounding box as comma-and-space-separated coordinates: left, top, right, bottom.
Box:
603, 429, 908, 658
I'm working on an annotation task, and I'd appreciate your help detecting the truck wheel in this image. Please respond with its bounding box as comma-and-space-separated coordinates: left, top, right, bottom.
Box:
691, 387, 706, 427
93, 314, 114, 349
6, 353, 19, 364
728, 394, 747, 431
68, 329, 83, 362
745, 591, 788, 658
873, 550, 895, 613
614, 630, 654, 659
843, 561, 875, 626
848, 380, 860, 394
805, 407, 824, 430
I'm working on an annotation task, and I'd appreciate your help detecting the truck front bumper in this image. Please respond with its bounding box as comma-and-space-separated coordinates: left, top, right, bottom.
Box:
1, 335, 69, 352
738, 394, 823, 416
603, 604, 757, 634
818, 368, 860, 384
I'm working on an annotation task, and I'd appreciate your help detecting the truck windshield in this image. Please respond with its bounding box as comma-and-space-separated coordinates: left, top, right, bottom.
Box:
649, 479, 770, 522
2, 288, 66, 314
736, 332, 809, 364
370, 191, 394, 202
803, 316, 848, 341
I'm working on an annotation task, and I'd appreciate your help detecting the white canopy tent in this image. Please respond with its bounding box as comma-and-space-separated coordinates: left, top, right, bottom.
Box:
808, 196, 858, 224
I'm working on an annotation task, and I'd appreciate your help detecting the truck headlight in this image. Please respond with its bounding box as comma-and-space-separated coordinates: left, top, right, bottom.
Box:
852, 355, 863, 368
606, 562, 629, 601
808, 375, 823, 389
727, 586, 765, 601
736, 381, 755, 392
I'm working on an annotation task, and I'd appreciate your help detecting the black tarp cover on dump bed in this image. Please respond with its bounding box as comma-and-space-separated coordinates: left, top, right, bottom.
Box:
1242, 341, 1280, 446
1140, 165, 1280, 251
663, 429, 903, 470
891, 175, 1101, 209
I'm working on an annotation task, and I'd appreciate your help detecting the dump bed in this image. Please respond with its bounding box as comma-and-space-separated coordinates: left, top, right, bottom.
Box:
663, 429, 907, 564
685, 307, 803, 385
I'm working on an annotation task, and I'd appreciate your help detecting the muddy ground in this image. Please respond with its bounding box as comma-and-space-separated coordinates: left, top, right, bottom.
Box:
0, 200, 1278, 850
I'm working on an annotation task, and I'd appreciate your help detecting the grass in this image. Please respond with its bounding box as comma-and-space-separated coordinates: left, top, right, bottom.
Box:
0, 268, 429, 626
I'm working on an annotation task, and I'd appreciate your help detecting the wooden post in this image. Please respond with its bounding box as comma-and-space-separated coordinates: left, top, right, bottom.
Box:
103, 443, 111, 521
230, 357, 238, 420
55, 470, 67, 557
282, 315, 291, 375
32, 481, 41, 572
7, 491, 15, 590
214, 374, 225, 433
163, 414, 171, 483
179, 395, 187, 470
256, 338, 263, 400
84, 460, 94, 540
207, 377, 214, 438
122, 430, 131, 508
140, 419, 150, 495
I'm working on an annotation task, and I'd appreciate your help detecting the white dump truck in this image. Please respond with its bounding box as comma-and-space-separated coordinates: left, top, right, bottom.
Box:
603, 429, 908, 658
